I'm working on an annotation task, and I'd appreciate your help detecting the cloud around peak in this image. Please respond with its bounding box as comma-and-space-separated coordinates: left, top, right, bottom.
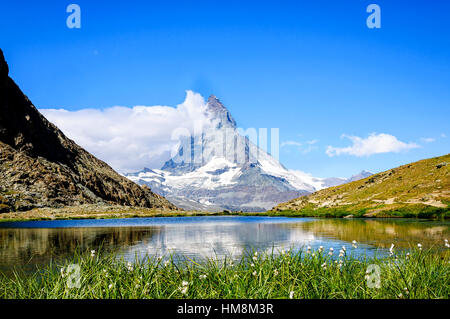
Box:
41, 91, 213, 173
326, 133, 419, 157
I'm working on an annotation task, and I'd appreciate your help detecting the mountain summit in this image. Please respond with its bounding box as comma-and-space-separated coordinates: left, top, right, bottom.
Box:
206, 95, 237, 129
127, 94, 367, 211
0, 49, 176, 212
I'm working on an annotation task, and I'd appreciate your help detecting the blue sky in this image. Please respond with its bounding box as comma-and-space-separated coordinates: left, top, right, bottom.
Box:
1, 0, 449, 177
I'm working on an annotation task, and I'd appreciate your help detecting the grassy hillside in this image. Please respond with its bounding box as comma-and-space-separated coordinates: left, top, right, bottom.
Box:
272, 154, 450, 219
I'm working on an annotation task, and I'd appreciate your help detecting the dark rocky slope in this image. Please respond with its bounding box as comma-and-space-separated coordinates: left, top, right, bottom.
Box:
0, 49, 176, 212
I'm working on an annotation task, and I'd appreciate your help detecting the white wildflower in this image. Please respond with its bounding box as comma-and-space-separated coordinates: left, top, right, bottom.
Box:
289, 291, 295, 299
199, 274, 207, 280
273, 269, 279, 276
389, 243, 395, 256
91, 250, 96, 257
252, 271, 257, 276
179, 286, 188, 295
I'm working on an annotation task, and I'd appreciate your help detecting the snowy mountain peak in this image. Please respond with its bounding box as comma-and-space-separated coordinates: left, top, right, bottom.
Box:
347, 170, 373, 183
206, 95, 237, 129
126, 95, 371, 212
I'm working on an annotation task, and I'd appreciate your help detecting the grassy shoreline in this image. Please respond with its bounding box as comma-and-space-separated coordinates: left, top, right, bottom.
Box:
0, 204, 449, 223
267, 205, 450, 219
1, 246, 448, 299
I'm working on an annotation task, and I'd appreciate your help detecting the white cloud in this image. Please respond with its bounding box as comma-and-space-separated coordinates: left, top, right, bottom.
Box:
41, 91, 213, 173
420, 137, 435, 143
281, 141, 302, 148
281, 139, 318, 154
441, 133, 447, 138
302, 145, 318, 154
326, 133, 419, 157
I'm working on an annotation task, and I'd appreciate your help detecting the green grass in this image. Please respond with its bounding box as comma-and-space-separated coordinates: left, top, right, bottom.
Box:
1, 206, 448, 223
268, 205, 450, 219
1, 246, 449, 299
0, 209, 241, 223
273, 154, 450, 218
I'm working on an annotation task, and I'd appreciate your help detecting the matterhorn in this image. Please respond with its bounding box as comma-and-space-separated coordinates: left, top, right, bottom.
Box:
126, 95, 370, 211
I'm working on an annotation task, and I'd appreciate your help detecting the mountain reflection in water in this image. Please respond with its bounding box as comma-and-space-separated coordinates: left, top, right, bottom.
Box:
295, 218, 449, 249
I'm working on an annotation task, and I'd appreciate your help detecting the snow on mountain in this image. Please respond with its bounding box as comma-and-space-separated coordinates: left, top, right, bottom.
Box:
347, 170, 373, 183
126, 95, 371, 211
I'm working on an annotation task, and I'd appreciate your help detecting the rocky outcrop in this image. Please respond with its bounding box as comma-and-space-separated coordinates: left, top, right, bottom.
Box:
0, 49, 177, 212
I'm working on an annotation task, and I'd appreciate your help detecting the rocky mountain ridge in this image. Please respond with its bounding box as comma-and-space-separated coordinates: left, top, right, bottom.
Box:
0, 49, 176, 213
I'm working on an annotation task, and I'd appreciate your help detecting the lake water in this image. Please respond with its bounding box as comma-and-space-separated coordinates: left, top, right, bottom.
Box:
0, 216, 448, 275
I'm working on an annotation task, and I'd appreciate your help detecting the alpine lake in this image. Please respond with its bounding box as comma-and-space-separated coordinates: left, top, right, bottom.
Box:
0, 216, 448, 276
